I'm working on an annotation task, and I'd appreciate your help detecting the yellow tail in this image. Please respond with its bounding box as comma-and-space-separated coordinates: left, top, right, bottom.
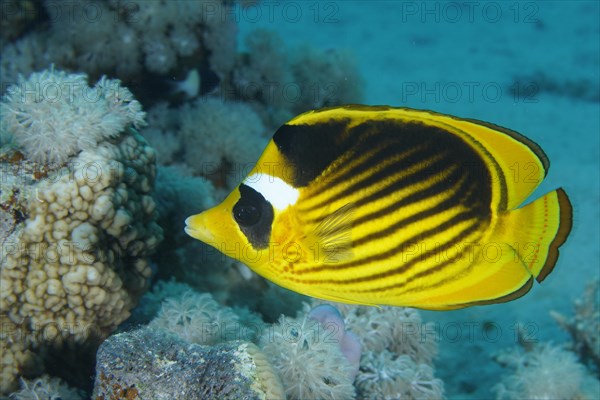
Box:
500, 188, 572, 282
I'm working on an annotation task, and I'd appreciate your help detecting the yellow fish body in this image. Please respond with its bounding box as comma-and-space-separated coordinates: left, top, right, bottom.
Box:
185, 106, 572, 310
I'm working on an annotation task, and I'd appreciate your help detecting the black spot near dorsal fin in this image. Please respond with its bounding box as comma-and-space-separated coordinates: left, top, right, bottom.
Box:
273, 119, 350, 187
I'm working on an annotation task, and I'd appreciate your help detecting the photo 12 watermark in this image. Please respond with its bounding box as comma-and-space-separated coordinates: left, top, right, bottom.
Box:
397, 2, 540, 24
0, 1, 343, 26
399, 81, 539, 104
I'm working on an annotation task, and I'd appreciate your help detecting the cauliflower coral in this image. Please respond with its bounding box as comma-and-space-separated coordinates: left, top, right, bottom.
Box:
0, 68, 162, 394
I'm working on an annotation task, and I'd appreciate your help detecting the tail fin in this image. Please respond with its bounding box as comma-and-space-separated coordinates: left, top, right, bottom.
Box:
500, 188, 572, 282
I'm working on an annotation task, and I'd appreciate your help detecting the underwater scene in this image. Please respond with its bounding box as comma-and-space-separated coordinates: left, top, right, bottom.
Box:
0, 0, 598, 399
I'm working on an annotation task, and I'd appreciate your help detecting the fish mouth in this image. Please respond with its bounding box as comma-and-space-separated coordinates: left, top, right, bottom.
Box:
184, 214, 215, 242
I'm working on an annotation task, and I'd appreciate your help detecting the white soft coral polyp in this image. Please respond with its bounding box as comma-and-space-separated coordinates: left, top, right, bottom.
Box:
0, 68, 146, 165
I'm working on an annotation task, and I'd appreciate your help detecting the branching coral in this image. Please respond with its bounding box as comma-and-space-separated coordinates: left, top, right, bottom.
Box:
232, 29, 293, 110
142, 97, 269, 192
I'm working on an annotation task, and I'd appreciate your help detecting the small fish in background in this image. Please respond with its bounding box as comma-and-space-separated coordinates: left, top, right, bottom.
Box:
185, 106, 572, 310
170, 68, 200, 99
134, 68, 220, 105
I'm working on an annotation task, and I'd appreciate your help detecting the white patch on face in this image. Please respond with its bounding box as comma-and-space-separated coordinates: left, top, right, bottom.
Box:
243, 173, 299, 210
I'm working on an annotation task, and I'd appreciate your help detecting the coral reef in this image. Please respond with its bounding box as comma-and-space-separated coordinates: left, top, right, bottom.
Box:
150, 289, 245, 345
9, 375, 84, 400
341, 304, 444, 400
260, 309, 357, 400
231, 28, 363, 128
1, 68, 146, 164
0, 0, 39, 46
552, 279, 600, 374
0, 68, 162, 394
307, 304, 362, 379
493, 281, 600, 400
290, 45, 363, 113
344, 305, 438, 364
0, 1, 362, 122
179, 97, 268, 189
0, 0, 239, 84
136, 287, 442, 400
137, 102, 182, 166
232, 29, 295, 125
494, 343, 599, 400
256, 301, 444, 400
93, 327, 284, 400
96, 285, 445, 399
357, 350, 443, 400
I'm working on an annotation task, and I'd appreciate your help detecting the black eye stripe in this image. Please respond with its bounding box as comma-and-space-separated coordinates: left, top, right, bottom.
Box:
233, 204, 261, 226
234, 184, 274, 250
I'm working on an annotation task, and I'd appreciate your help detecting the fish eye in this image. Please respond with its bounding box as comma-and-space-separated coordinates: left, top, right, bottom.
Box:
233, 204, 261, 226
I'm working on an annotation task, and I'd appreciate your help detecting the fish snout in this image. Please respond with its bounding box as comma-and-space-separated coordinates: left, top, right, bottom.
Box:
184, 213, 216, 242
